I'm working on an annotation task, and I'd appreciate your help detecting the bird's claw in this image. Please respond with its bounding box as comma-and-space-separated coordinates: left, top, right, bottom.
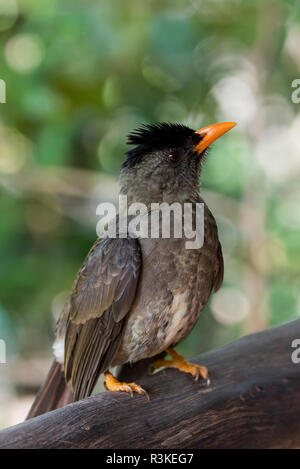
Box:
104, 371, 149, 400
125, 382, 150, 401
150, 348, 210, 384
124, 384, 134, 398
191, 364, 209, 382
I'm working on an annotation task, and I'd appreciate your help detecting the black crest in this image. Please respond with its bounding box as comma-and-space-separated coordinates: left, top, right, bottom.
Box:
123, 122, 200, 168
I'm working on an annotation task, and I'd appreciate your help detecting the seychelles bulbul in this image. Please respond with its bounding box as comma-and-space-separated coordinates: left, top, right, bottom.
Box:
27, 121, 236, 419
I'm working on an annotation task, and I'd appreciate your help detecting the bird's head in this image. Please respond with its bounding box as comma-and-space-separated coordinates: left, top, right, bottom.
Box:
120, 122, 236, 205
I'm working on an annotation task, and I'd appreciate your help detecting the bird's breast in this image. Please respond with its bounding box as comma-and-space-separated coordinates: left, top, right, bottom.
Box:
114, 204, 220, 365
160, 290, 190, 346
113, 239, 207, 365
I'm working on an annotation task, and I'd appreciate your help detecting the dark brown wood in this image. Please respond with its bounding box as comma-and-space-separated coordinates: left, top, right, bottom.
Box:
1, 319, 300, 449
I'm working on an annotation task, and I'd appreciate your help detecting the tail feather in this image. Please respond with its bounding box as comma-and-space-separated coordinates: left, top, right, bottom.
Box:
26, 360, 73, 420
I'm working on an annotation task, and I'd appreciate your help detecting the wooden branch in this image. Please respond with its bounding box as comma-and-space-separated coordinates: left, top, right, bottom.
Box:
1, 319, 300, 449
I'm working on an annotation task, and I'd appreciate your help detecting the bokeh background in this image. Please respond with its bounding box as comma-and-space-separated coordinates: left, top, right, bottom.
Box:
1, 0, 300, 428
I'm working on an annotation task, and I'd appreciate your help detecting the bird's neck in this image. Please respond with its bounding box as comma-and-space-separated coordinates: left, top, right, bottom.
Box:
119, 186, 202, 209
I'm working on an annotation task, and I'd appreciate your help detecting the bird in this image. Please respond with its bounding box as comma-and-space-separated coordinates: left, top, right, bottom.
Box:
27, 120, 236, 419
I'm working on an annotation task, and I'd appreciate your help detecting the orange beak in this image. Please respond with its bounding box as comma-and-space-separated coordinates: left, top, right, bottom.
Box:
194, 122, 237, 154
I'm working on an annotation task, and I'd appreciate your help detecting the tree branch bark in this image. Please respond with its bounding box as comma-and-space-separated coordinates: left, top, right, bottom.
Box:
1, 319, 300, 449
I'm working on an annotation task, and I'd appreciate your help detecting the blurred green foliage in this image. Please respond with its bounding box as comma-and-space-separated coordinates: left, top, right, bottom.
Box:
0, 0, 300, 373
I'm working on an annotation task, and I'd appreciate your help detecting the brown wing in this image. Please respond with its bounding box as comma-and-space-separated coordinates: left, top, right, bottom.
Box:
63, 237, 141, 401
213, 241, 224, 292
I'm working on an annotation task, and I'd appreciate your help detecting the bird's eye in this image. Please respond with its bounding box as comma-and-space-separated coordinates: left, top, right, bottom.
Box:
168, 151, 181, 163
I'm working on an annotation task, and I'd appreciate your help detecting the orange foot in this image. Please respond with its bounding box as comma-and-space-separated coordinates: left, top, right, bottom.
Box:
150, 348, 209, 383
104, 370, 149, 400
